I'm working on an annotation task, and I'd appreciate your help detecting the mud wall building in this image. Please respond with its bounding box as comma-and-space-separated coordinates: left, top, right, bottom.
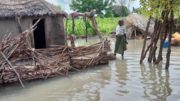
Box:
0, 0, 68, 49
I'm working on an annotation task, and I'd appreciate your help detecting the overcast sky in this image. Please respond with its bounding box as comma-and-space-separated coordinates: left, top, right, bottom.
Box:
45, 0, 140, 14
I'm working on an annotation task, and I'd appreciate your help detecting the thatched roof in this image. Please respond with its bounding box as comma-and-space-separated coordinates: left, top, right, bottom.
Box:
124, 13, 155, 36
0, 0, 68, 19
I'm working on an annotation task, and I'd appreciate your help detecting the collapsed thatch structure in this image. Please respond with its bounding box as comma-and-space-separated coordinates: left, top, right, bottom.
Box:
112, 13, 155, 39
0, 0, 68, 49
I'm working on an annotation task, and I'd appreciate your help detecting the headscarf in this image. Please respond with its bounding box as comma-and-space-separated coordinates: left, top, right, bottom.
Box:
118, 19, 124, 24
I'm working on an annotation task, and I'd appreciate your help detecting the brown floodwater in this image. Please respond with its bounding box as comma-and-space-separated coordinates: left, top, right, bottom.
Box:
0, 38, 180, 101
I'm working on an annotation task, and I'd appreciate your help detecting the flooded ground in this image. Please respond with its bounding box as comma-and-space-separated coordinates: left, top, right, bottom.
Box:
0, 38, 180, 101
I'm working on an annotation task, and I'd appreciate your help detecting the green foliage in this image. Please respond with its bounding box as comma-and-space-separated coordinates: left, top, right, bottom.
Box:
69, 0, 115, 16
139, 0, 180, 20
97, 13, 105, 18
104, 11, 114, 18
65, 17, 121, 36
174, 6, 180, 23
135, 7, 143, 14
175, 12, 180, 24
96, 17, 120, 35
112, 5, 130, 17
66, 18, 94, 36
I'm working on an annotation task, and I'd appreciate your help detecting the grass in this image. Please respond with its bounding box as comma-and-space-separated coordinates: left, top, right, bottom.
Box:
65, 17, 122, 36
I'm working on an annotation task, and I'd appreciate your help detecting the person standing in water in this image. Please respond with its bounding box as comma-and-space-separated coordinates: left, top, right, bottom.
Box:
113, 19, 128, 56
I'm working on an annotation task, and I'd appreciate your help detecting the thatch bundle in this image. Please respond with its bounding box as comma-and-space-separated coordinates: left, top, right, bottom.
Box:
0, 0, 68, 19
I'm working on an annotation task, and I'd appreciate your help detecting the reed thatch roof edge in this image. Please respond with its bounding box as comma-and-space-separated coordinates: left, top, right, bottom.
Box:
0, 0, 68, 19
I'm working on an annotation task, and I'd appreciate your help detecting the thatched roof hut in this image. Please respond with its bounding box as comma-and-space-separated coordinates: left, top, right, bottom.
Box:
124, 13, 154, 38
0, 0, 68, 49
111, 13, 155, 39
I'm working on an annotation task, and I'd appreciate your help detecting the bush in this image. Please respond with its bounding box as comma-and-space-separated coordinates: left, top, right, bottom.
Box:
104, 11, 114, 18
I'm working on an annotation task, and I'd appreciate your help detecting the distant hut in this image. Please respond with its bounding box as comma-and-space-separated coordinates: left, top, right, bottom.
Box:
111, 13, 155, 39
124, 13, 154, 39
0, 0, 68, 49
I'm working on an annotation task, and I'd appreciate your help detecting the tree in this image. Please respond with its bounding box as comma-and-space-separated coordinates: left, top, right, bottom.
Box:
139, 0, 180, 69
69, 0, 115, 16
112, 0, 132, 17
113, 5, 130, 17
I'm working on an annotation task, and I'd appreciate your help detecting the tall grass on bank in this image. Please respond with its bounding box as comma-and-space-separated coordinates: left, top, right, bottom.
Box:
65, 17, 121, 36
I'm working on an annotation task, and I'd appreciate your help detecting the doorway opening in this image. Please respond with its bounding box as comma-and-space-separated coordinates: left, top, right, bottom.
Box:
33, 19, 46, 49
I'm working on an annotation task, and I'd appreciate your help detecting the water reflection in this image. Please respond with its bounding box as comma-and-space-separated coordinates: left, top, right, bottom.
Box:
0, 39, 179, 101
115, 59, 129, 95
140, 63, 172, 101
65, 65, 112, 101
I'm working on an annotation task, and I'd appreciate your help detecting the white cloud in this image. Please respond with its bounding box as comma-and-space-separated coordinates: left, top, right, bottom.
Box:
45, 0, 73, 14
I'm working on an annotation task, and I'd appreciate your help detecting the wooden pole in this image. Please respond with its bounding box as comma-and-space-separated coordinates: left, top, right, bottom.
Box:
156, 10, 169, 64
74, 10, 103, 41
166, 10, 173, 69
135, 29, 137, 40
143, 19, 158, 60
72, 16, 75, 35
71, 16, 75, 47
85, 16, 87, 42
89, 17, 103, 41
0, 51, 25, 88
67, 46, 72, 65
147, 3, 161, 62
65, 17, 68, 46
15, 14, 23, 34
148, 23, 161, 63
148, 11, 166, 63
147, 20, 160, 62
149, 11, 166, 63
140, 17, 151, 64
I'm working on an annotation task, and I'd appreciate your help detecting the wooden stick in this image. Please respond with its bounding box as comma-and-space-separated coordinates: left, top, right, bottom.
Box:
65, 17, 68, 45
0, 68, 5, 79
83, 39, 105, 69
166, 9, 173, 69
85, 16, 88, 42
2, 30, 9, 40
6, 32, 13, 39
140, 16, 151, 64
0, 51, 25, 88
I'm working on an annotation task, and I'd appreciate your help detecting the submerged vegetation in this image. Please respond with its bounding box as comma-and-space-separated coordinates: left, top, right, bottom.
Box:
66, 17, 120, 36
